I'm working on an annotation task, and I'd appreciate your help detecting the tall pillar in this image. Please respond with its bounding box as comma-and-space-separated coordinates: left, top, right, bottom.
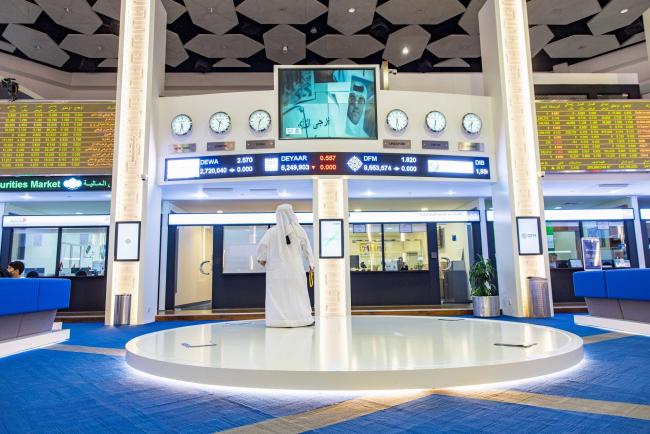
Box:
312, 178, 351, 318
479, 0, 552, 317
630, 196, 646, 268
105, 0, 166, 325
0, 202, 5, 253
478, 198, 490, 259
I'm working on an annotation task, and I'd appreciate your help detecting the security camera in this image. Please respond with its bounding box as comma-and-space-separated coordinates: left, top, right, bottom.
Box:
1, 78, 19, 102
140, 174, 148, 181
388, 69, 397, 75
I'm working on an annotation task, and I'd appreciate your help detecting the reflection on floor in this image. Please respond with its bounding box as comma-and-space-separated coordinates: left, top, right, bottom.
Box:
1, 314, 648, 433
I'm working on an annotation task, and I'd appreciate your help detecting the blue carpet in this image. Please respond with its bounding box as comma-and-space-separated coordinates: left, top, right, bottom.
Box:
0, 314, 648, 433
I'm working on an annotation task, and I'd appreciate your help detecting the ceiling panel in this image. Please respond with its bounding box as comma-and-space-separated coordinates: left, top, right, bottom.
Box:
60, 33, 119, 58
0, 0, 645, 74
263, 25, 306, 65
308, 35, 383, 59
0, 0, 42, 24
2, 23, 69, 67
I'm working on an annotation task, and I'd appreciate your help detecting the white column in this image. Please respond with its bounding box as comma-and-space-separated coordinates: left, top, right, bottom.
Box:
312, 178, 351, 318
479, 0, 552, 317
0, 202, 5, 253
631, 196, 646, 268
105, 0, 166, 325
478, 198, 490, 260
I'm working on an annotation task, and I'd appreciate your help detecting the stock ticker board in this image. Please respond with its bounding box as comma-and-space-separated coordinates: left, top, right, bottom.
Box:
536, 100, 650, 173
165, 152, 491, 181
0, 101, 115, 174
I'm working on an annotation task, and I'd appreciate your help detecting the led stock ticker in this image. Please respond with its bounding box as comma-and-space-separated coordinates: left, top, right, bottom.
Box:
165, 152, 490, 181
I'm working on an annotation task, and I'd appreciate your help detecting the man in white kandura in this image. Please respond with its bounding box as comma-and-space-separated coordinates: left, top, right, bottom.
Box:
256, 204, 315, 327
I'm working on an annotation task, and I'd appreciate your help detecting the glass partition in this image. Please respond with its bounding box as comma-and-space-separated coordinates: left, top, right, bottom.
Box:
58, 228, 108, 276
383, 223, 429, 271
349, 224, 383, 271
10, 228, 59, 277
223, 225, 269, 273
582, 221, 629, 267
546, 222, 581, 269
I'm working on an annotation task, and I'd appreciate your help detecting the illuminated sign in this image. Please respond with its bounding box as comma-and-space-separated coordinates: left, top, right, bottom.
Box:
0, 175, 111, 192
486, 209, 634, 222
536, 100, 650, 173
641, 209, 650, 220
165, 152, 490, 181
3, 215, 110, 227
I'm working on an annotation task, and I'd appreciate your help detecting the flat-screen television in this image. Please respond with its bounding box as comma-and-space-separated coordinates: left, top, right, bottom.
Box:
278, 67, 377, 140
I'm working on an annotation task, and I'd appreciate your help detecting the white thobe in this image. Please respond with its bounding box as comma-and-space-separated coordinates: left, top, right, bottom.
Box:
256, 226, 315, 327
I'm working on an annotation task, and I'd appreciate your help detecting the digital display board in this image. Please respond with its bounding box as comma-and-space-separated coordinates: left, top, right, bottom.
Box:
0, 101, 115, 174
278, 68, 377, 140
536, 100, 650, 173
165, 152, 490, 181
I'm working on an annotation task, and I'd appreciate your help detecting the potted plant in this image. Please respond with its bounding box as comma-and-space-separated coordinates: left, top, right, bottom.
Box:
469, 256, 499, 317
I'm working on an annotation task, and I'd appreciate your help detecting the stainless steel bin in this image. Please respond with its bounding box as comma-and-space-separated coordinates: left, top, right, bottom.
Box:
527, 277, 552, 318
113, 294, 131, 325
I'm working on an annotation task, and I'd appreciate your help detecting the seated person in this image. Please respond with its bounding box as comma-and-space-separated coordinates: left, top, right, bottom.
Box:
6, 261, 25, 278
25, 270, 39, 278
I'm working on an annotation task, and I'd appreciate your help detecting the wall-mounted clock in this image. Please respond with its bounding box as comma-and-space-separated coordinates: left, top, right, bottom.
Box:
386, 109, 408, 132
462, 113, 482, 135
171, 114, 192, 136
425, 111, 446, 133
209, 111, 231, 134
249, 109, 271, 133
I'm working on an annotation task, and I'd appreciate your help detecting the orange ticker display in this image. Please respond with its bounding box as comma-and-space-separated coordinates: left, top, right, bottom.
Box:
0, 101, 115, 174
536, 100, 650, 173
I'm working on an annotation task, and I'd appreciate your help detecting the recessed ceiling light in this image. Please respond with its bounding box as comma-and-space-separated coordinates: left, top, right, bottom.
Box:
421, 207, 429, 211
620, 8, 629, 13
282, 45, 288, 54
20, 193, 32, 200
217, 210, 223, 214
402, 46, 409, 55
363, 190, 375, 196
310, 26, 317, 34
446, 189, 455, 196
75, 212, 83, 215
353, 208, 362, 212
553, 206, 562, 210
279, 191, 290, 198
348, 7, 356, 13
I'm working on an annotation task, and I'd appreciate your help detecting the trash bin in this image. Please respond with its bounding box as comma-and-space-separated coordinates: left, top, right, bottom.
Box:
113, 294, 131, 325
527, 277, 551, 318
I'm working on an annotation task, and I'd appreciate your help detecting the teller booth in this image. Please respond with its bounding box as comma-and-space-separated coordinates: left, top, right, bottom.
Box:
487, 208, 639, 302
0, 214, 109, 311
164, 210, 482, 311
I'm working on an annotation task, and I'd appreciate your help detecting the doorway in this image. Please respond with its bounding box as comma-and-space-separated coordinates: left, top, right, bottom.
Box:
437, 223, 475, 304
175, 226, 213, 310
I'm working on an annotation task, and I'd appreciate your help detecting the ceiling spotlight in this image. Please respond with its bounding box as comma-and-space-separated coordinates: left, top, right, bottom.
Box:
353, 208, 362, 212
1, 78, 20, 101
310, 26, 317, 34
348, 7, 356, 13
421, 207, 429, 211
282, 45, 288, 54
553, 206, 562, 210
402, 46, 409, 55
363, 190, 375, 196
279, 190, 290, 198
446, 189, 455, 196
217, 210, 224, 214
620, 8, 629, 13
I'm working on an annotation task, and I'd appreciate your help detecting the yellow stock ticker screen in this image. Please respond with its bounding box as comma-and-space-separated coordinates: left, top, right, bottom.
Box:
0, 101, 115, 174
536, 100, 650, 173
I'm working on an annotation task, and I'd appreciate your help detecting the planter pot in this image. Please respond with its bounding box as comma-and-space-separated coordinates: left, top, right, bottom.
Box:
472, 296, 500, 317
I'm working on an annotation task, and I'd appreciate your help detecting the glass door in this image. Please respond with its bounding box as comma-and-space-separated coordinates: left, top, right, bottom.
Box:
175, 226, 213, 310
437, 223, 474, 304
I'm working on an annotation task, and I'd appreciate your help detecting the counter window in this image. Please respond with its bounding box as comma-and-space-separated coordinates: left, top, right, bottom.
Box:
546, 222, 581, 269
222, 224, 314, 273
58, 228, 108, 277
383, 223, 429, 271
10, 228, 59, 277
223, 225, 269, 273
582, 221, 629, 267
350, 224, 383, 271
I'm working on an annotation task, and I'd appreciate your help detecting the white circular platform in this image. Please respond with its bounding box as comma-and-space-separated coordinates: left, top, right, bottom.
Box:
125, 316, 583, 390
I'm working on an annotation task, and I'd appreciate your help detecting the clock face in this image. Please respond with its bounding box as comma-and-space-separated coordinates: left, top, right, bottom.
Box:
249, 109, 271, 132
209, 111, 231, 134
386, 109, 408, 132
425, 111, 446, 133
171, 114, 192, 136
462, 113, 482, 135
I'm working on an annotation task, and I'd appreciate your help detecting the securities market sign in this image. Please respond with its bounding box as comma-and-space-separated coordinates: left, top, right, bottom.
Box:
165, 152, 490, 181
0, 175, 111, 192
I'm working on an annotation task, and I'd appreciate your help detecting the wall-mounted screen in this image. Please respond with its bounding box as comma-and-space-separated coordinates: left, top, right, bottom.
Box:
278, 68, 377, 140
516, 217, 542, 255
536, 100, 650, 173
319, 219, 344, 259
0, 101, 115, 174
